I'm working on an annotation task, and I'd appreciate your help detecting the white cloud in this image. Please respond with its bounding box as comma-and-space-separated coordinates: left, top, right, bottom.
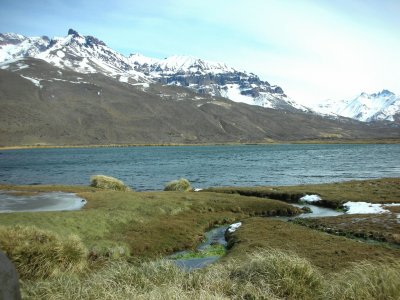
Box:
160, 0, 400, 105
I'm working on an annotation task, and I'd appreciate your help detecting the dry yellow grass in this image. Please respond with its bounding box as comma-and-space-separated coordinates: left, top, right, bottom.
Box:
0, 225, 88, 279
90, 175, 132, 191
164, 178, 192, 192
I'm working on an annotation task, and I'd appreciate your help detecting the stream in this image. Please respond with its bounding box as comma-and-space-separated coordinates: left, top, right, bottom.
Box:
169, 203, 343, 270
169, 226, 229, 270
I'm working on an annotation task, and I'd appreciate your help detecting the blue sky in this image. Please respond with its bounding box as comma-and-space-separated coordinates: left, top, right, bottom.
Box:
1, 0, 399, 105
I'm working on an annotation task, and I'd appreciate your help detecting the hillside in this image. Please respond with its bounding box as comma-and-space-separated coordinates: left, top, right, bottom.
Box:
0, 58, 399, 146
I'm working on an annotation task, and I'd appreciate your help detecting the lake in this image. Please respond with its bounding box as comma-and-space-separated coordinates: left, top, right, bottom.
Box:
0, 144, 399, 191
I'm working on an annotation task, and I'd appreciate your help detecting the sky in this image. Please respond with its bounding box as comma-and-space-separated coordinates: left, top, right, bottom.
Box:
1, 0, 399, 105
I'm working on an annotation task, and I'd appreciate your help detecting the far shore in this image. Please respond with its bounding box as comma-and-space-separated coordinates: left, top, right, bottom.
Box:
1, 138, 400, 151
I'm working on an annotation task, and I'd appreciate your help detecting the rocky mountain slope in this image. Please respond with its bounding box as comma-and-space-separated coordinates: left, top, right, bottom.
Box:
0, 57, 399, 146
0, 29, 307, 111
312, 90, 400, 123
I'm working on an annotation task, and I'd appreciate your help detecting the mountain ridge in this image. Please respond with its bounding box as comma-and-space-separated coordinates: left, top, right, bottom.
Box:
0, 29, 399, 146
312, 90, 400, 123
0, 56, 399, 147
0, 29, 307, 111
2, 29, 399, 123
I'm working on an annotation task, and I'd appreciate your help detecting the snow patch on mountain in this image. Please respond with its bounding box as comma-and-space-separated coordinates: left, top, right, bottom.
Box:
0, 33, 50, 63
312, 90, 400, 122
20, 75, 42, 88
219, 84, 255, 105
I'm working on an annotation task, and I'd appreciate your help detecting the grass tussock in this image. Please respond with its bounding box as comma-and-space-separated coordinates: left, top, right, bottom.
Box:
90, 175, 132, 191
325, 262, 400, 300
22, 256, 275, 299
0, 225, 88, 279
164, 178, 192, 192
232, 249, 324, 299
22, 249, 400, 300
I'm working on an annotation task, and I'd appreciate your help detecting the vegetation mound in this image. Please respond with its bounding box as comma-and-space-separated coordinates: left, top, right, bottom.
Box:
233, 249, 324, 299
22, 249, 400, 299
164, 178, 192, 192
90, 175, 132, 191
326, 261, 400, 299
0, 225, 88, 279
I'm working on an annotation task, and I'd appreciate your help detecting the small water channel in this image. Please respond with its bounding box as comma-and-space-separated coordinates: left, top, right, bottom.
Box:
169, 203, 343, 270
0, 191, 86, 213
169, 226, 229, 270
293, 203, 343, 218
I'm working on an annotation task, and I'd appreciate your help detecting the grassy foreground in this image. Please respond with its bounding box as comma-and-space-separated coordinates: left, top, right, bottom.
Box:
1, 179, 400, 299
0, 185, 299, 257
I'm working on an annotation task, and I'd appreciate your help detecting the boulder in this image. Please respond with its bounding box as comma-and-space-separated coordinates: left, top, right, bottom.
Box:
0, 251, 21, 300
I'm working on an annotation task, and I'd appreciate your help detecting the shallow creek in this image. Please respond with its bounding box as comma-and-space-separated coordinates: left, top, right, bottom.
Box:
291, 203, 343, 218
169, 203, 343, 269
169, 226, 229, 270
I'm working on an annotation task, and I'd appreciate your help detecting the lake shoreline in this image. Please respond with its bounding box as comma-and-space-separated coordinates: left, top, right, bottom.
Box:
1, 138, 400, 151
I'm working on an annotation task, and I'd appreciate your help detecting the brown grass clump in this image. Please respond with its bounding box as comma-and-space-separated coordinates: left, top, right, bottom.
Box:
22, 258, 276, 299
0, 225, 88, 279
325, 262, 400, 300
19, 250, 400, 300
164, 178, 192, 192
90, 175, 132, 191
232, 249, 324, 299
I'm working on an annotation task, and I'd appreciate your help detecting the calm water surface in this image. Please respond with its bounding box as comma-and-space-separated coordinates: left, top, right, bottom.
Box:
0, 144, 399, 190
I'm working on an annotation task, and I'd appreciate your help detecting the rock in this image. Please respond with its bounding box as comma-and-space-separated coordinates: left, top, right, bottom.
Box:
68, 28, 80, 36
301, 206, 313, 213
0, 252, 21, 300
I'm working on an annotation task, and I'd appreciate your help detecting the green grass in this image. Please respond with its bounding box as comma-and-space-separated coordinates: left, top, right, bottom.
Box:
224, 217, 399, 273
2, 179, 400, 299
206, 177, 400, 208
171, 244, 226, 259
0, 186, 299, 259
293, 213, 400, 245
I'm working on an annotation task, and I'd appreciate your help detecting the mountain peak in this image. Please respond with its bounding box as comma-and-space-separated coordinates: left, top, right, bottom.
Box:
67, 29, 80, 37
377, 89, 394, 97
312, 90, 399, 122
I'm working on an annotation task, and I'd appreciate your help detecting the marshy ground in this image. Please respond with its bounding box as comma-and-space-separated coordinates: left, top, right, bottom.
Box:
0, 178, 399, 299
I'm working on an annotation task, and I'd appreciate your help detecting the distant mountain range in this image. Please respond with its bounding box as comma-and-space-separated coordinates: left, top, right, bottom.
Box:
0, 29, 310, 112
312, 90, 400, 123
0, 29, 399, 146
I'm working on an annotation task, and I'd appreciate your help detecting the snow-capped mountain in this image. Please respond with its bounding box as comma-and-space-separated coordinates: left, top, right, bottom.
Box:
128, 53, 308, 111
312, 90, 400, 123
0, 29, 307, 111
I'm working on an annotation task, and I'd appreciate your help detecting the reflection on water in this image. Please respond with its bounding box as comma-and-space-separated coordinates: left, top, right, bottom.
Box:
0, 191, 86, 213
293, 203, 343, 218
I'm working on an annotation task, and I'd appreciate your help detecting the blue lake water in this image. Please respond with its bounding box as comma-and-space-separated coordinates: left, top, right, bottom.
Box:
0, 144, 399, 191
